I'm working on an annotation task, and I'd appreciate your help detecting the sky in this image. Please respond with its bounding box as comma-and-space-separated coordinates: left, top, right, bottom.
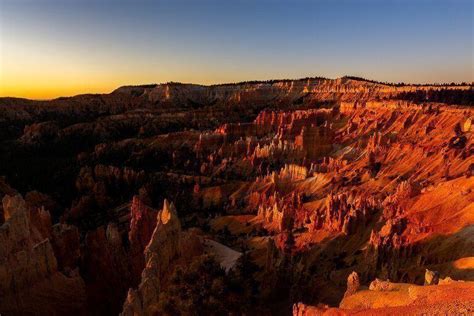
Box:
0, 0, 472, 99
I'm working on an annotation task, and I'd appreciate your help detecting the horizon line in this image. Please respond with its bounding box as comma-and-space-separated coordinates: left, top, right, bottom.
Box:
2, 75, 473, 101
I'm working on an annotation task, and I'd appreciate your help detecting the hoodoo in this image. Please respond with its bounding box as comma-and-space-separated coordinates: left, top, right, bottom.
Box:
0, 78, 473, 315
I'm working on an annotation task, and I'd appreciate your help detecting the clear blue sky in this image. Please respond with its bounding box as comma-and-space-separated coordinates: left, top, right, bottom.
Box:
0, 0, 472, 98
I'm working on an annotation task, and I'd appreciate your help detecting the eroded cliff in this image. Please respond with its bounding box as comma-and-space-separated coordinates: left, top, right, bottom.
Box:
0, 78, 472, 315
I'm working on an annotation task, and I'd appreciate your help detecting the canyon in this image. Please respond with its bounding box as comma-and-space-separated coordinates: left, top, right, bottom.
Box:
0, 77, 473, 315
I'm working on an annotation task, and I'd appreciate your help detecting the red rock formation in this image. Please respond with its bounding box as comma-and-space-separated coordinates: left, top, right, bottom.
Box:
279, 164, 309, 181
0, 78, 472, 314
296, 278, 474, 315
121, 199, 183, 315
292, 302, 322, 316
128, 195, 158, 283
307, 191, 379, 235
343, 271, 360, 298
0, 195, 86, 315
295, 123, 334, 159
256, 191, 304, 232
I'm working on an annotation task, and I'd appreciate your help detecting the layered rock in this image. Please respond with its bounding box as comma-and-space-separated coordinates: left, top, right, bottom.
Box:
279, 164, 309, 181
121, 199, 182, 316
0, 194, 86, 315
295, 123, 334, 160
256, 192, 303, 232
0, 78, 472, 314
308, 191, 379, 235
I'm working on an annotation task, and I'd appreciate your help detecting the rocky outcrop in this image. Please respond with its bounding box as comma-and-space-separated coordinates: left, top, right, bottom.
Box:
295, 123, 334, 159
344, 271, 360, 298
463, 118, 472, 132
366, 218, 408, 280
0, 78, 472, 314
292, 302, 322, 316
128, 195, 158, 283
69, 164, 147, 223
121, 199, 182, 316
0, 195, 52, 291
0, 194, 86, 315
82, 223, 131, 315
20, 121, 59, 144
79, 197, 174, 315
369, 278, 395, 291
424, 269, 440, 285
309, 191, 379, 235
256, 192, 302, 232
382, 180, 418, 219
279, 164, 309, 181
335, 278, 474, 314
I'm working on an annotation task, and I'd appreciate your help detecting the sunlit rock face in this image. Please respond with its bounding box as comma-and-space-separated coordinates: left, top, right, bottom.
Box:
188, 97, 473, 312
121, 200, 182, 316
293, 279, 474, 315
0, 78, 472, 315
128, 195, 158, 283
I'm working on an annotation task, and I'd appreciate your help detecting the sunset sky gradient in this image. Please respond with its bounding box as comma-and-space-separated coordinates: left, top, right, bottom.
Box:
0, 0, 472, 99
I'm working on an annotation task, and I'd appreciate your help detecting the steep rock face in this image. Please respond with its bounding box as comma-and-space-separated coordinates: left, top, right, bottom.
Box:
0, 194, 86, 315
215, 108, 335, 161
128, 195, 158, 283
78, 196, 170, 315
82, 223, 132, 315
294, 123, 334, 159
114, 78, 471, 110
121, 199, 182, 316
189, 99, 473, 311
1, 78, 468, 145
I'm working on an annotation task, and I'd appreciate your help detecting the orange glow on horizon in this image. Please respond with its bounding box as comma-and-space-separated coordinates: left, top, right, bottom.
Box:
0, 73, 241, 99
0, 82, 120, 100
1, 0, 472, 100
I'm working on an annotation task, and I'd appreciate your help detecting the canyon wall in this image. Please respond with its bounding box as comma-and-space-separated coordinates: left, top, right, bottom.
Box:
0, 78, 472, 315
